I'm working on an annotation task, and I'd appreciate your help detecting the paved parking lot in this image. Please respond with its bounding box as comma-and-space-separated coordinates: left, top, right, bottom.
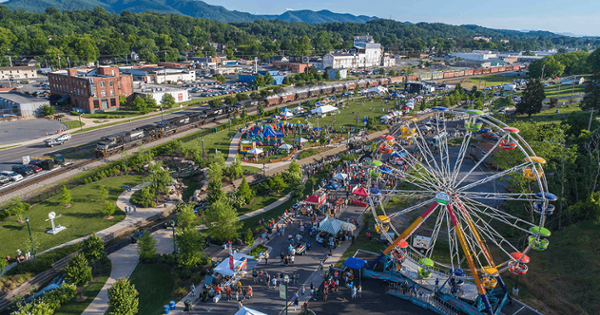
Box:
0, 119, 65, 145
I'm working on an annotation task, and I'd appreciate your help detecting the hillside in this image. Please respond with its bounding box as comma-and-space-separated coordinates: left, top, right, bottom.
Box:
1, 0, 378, 23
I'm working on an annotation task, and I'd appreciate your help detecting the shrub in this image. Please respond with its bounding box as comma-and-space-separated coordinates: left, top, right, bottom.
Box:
174, 287, 188, 299
11, 282, 77, 315
130, 186, 155, 208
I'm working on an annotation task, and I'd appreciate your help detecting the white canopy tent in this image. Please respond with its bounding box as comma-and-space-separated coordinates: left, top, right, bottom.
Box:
213, 253, 254, 277
333, 173, 348, 181
295, 137, 308, 143
367, 86, 388, 95
281, 112, 293, 119
293, 106, 305, 113
247, 148, 264, 155
317, 216, 348, 235
234, 307, 268, 315
278, 143, 293, 151
310, 105, 339, 115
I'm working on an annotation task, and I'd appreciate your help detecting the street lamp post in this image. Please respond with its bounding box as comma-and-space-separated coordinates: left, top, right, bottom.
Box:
25, 217, 35, 257
171, 220, 177, 253
152, 170, 158, 204
263, 163, 266, 178
284, 274, 289, 315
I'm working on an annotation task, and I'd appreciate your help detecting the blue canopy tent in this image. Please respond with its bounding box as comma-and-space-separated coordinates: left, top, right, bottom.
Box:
370, 188, 381, 195
324, 182, 342, 190
379, 167, 392, 174
391, 151, 407, 158
343, 257, 368, 285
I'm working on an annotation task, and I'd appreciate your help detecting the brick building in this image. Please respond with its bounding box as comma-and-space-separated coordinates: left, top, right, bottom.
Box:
48, 66, 133, 113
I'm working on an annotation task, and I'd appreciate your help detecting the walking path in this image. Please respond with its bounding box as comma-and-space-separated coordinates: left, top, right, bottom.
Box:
81, 244, 139, 315
225, 132, 242, 166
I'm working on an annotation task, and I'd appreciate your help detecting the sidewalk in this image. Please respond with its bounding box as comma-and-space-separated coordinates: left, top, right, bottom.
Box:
225, 132, 242, 166
81, 244, 139, 315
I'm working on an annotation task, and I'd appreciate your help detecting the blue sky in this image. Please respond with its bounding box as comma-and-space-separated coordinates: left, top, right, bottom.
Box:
205, 0, 600, 36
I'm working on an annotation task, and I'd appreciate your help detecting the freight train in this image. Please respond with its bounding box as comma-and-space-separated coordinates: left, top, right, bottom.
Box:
263, 65, 523, 107
95, 105, 241, 157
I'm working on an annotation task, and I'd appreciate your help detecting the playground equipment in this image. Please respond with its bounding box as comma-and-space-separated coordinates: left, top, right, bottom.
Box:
362, 108, 554, 315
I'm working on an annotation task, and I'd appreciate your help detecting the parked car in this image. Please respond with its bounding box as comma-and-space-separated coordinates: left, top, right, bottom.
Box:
45, 138, 64, 147
0, 171, 23, 181
27, 165, 42, 173
56, 134, 72, 142
0, 175, 9, 185
11, 165, 34, 176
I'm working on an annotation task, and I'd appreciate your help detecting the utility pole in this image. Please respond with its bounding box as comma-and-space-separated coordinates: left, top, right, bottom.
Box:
588, 109, 594, 131
7, 55, 12, 67
540, 64, 546, 82
57, 55, 61, 69
67, 57, 71, 68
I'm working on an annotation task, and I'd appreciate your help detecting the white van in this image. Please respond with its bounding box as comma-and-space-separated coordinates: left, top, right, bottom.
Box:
0, 171, 23, 181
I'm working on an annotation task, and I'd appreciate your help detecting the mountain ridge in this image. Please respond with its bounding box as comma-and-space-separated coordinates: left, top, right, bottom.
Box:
1, 0, 379, 23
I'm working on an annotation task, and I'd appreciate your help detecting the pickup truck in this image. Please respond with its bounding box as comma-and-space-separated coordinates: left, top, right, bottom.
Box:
12, 165, 34, 176
45, 138, 64, 147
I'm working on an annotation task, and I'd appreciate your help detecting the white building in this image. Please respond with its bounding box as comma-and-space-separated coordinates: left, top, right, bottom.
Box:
322, 54, 356, 69
322, 35, 387, 69
0, 91, 49, 117
450, 51, 497, 61
135, 84, 190, 104
0, 66, 38, 80
381, 54, 396, 67
119, 67, 196, 84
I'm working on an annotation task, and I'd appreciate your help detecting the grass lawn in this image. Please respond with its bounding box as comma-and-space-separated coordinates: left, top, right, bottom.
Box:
238, 188, 291, 216
129, 263, 174, 315
462, 74, 518, 89
82, 110, 145, 119
181, 130, 231, 162
0, 175, 143, 259
542, 84, 586, 98
334, 224, 386, 269
501, 221, 600, 315
54, 260, 111, 315
507, 104, 583, 125
62, 147, 96, 160
63, 120, 85, 129
297, 147, 331, 160
302, 98, 394, 132
242, 166, 262, 174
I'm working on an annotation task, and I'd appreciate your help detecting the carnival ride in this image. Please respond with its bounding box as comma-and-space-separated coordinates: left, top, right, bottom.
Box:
361, 108, 555, 315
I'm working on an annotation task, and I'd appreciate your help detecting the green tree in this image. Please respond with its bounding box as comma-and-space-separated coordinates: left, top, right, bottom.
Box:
119, 94, 128, 108
389, 70, 396, 76
99, 185, 109, 203
102, 202, 116, 219
39, 105, 55, 116
177, 202, 198, 231
323, 71, 329, 81
241, 107, 248, 120
0, 258, 7, 274
65, 253, 92, 297
4, 196, 29, 223
419, 99, 426, 111
224, 95, 236, 105
82, 233, 105, 262
107, 278, 139, 315
137, 232, 157, 260
130, 186, 155, 208
474, 99, 484, 110
208, 99, 222, 108
236, 93, 250, 102
146, 162, 172, 194
176, 229, 205, 268
264, 72, 274, 85
237, 177, 254, 204
254, 74, 265, 88
205, 198, 241, 241
130, 96, 147, 113
296, 35, 312, 56
59, 185, 72, 207
244, 228, 254, 247
144, 94, 157, 109
287, 160, 302, 180
160, 93, 176, 108
231, 154, 244, 179
270, 175, 287, 193
516, 79, 546, 117
258, 104, 264, 115
216, 74, 227, 84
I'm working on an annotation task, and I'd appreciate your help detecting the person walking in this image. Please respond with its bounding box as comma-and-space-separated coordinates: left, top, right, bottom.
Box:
264, 251, 269, 265
191, 284, 196, 297
247, 286, 253, 299
291, 255, 295, 266
294, 292, 300, 310
226, 286, 232, 301
236, 288, 239, 301
301, 285, 306, 297
358, 285, 362, 298
352, 286, 357, 299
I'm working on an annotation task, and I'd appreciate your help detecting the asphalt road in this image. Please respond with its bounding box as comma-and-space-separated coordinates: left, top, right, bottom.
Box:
0, 103, 215, 171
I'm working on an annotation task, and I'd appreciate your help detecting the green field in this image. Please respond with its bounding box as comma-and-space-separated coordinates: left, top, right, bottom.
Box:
297, 147, 331, 160
54, 259, 112, 315
0, 175, 143, 259
129, 264, 174, 315
63, 120, 85, 129
180, 130, 231, 160
238, 188, 291, 216
462, 74, 517, 89
542, 84, 586, 98
507, 104, 584, 124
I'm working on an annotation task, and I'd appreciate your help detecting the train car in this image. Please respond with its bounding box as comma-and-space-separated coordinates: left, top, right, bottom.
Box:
499, 66, 506, 72
443, 72, 455, 79
265, 96, 280, 107
406, 75, 419, 82
321, 86, 334, 94
308, 88, 320, 98
456, 71, 465, 77
390, 77, 403, 84
474, 69, 483, 75
357, 81, 368, 88
282, 94, 295, 103
483, 68, 491, 74
134, 124, 157, 140
420, 73, 433, 81
296, 90, 309, 100
464, 70, 474, 76
431, 72, 444, 80
96, 130, 145, 157
333, 84, 344, 93
490, 67, 499, 73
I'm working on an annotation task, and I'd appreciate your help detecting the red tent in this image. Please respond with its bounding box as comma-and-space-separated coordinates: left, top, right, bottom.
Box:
305, 194, 326, 205
352, 187, 369, 197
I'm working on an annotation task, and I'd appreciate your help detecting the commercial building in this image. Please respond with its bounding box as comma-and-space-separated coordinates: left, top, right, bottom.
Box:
272, 61, 310, 73
0, 91, 49, 117
238, 74, 287, 85
135, 84, 190, 104
48, 66, 134, 113
323, 54, 356, 69
119, 67, 196, 84
322, 35, 386, 69
451, 51, 498, 61
0, 66, 38, 80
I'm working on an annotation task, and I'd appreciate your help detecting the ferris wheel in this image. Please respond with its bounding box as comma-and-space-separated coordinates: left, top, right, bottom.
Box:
365, 107, 556, 315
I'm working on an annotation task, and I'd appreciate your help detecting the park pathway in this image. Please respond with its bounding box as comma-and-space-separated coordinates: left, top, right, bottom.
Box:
225, 132, 242, 166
